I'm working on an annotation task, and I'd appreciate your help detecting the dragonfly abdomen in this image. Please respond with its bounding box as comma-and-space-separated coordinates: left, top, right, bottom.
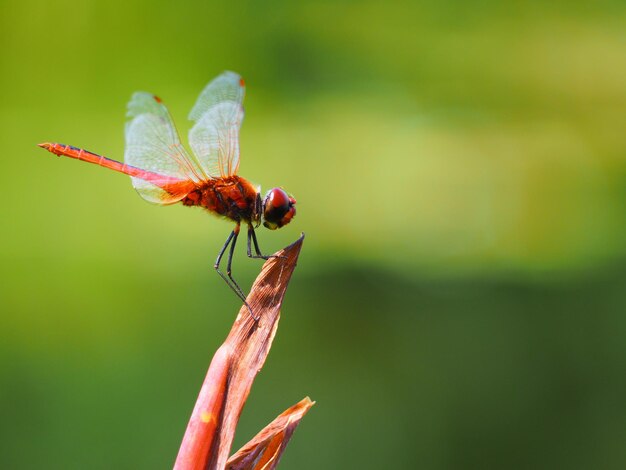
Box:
38, 142, 192, 193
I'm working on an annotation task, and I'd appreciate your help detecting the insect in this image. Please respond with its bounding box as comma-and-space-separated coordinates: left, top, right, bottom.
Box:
39, 71, 296, 316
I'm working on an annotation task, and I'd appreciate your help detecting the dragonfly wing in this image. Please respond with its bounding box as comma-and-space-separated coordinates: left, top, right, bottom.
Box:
125, 93, 206, 204
188, 71, 245, 177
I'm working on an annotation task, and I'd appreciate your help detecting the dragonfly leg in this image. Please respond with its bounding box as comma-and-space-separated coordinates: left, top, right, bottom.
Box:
214, 224, 257, 320
247, 225, 288, 261
246, 225, 276, 260
215, 228, 235, 269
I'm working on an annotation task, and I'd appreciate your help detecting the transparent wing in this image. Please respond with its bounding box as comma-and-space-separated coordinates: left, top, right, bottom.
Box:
188, 71, 245, 178
125, 93, 207, 204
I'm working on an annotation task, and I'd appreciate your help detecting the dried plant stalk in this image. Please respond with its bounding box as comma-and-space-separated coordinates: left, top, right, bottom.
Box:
174, 234, 306, 470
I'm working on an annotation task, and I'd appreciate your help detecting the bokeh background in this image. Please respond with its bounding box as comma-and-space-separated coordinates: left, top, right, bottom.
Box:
1, 0, 625, 468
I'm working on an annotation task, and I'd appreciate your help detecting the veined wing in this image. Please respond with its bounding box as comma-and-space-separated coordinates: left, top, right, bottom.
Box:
125, 93, 207, 204
188, 71, 245, 178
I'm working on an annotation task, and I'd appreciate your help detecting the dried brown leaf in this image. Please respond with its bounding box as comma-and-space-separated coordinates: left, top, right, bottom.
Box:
226, 397, 315, 470
174, 234, 305, 470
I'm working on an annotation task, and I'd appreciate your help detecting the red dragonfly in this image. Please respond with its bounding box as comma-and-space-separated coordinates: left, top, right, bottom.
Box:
39, 71, 296, 315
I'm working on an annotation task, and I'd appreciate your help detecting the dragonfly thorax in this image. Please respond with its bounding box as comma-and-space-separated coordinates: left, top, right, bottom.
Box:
182, 176, 260, 223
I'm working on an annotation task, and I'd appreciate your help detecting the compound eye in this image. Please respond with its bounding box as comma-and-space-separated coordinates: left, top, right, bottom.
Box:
267, 188, 290, 212
263, 188, 296, 230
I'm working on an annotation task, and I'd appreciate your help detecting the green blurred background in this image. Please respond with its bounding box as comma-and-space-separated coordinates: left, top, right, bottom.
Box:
1, 0, 625, 468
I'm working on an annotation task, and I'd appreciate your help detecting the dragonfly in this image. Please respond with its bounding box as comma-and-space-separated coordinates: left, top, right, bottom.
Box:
39, 71, 296, 317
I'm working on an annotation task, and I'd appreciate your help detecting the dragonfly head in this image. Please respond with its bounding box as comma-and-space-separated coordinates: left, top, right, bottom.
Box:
262, 188, 296, 230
